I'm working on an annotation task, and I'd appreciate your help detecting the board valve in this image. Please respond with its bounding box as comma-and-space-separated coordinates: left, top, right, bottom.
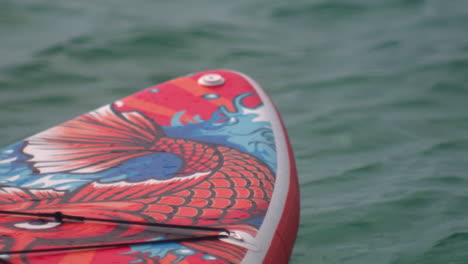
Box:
198, 74, 225, 87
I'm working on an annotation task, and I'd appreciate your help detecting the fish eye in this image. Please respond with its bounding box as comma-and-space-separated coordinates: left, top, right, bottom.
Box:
14, 219, 61, 230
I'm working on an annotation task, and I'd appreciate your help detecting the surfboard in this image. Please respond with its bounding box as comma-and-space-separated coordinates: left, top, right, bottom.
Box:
0, 70, 299, 264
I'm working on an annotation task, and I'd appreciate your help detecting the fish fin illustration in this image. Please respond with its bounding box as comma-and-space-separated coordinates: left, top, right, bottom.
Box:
0, 186, 65, 205
24, 105, 165, 174
67, 173, 210, 203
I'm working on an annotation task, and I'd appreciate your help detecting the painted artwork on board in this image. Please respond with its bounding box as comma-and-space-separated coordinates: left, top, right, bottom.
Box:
0, 72, 277, 264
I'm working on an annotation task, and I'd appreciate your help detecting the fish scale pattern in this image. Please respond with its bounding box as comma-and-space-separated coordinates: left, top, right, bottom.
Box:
145, 140, 275, 227
151, 138, 219, 175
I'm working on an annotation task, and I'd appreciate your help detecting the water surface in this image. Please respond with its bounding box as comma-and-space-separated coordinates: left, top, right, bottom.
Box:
1, 0, 468, 263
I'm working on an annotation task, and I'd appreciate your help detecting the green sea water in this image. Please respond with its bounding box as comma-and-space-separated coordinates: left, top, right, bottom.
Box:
1, 0, 468, 263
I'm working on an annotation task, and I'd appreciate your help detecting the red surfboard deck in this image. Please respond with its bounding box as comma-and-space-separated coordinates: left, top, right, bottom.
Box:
0, 70, 299, 264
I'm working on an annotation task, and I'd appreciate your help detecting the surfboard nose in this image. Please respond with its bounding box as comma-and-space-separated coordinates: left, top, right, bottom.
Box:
113, 70, 266, 127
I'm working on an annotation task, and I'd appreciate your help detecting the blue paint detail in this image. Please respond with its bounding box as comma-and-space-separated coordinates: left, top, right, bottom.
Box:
202, 255, 217, 260
149, 88, 159, 93
125, 239, 199, 263
127, 240, 189, 263
174, 248, 195, 256
202, 93, 220, 99
173, 248, 196, 262
0, 143, 181, 190
101, 152, 182, 182
193, 115, 204, 122
166, 93, 277, 172
171, 111, 186, 126
247, 217, 264, 227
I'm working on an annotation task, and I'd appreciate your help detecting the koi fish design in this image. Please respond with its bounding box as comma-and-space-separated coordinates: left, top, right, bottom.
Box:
0, 105, 275, 264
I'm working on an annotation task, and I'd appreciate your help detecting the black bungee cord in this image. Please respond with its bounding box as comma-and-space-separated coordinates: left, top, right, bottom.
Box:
0, 210, 232, 256
0, 210, 229, 233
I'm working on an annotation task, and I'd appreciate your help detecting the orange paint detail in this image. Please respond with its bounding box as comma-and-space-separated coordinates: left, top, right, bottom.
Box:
225, 210, 249, 219
210, 179, 231, 188
170, 77, 235, 111
187, 198, 209, 207
169, 77, 209, 96
192, 188, 212, 198
122, 97, 179, 118
232, 199, 253, 209
168, 217, 193, 226
211, 198, 232, 208
159, 196, 186, 206
177, 206, 199, 217
196, 180, 214, 189
160, 253, 180, 264
59, 250, 96, 264
147, 204, 174, 214
214, 188, 234, 198
234, 188, 251, 198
